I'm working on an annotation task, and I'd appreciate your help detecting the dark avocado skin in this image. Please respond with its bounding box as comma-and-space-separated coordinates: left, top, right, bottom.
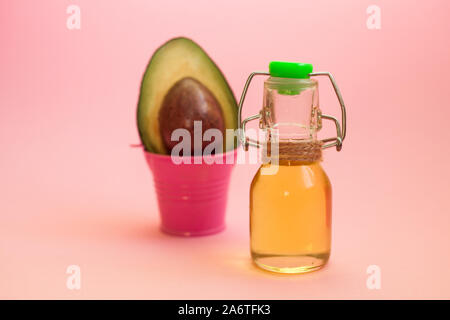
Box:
136, 37, 238, 154
158, 77, 225, 153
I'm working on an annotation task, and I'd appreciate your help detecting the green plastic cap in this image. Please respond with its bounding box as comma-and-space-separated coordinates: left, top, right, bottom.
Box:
269, 61, 313, 79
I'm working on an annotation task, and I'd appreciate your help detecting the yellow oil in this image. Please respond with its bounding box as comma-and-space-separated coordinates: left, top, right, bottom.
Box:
250, 160, 332, 274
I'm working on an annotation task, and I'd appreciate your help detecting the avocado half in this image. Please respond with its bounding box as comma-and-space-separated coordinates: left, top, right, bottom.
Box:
137, 37, 238, 154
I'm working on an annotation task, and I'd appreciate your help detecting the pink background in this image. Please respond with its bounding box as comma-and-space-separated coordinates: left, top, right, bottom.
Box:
1, 0, 450, 299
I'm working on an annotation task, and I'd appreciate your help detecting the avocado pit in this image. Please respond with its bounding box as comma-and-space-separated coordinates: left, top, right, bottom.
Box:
158, 77, 225, 153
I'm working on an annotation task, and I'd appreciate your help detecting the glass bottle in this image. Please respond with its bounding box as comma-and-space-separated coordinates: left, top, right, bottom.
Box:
238, 62, 347, 274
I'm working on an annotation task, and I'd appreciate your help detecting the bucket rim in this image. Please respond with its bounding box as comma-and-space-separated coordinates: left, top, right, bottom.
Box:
139, 145, 239, 161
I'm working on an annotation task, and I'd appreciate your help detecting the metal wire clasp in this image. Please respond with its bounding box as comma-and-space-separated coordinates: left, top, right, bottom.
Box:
238, 71, 347, 151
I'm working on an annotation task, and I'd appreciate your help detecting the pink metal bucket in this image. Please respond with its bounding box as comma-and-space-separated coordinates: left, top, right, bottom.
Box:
144, 148, 238, 236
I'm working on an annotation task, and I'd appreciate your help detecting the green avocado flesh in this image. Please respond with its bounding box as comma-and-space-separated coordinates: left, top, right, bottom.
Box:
137, 37, 238, 154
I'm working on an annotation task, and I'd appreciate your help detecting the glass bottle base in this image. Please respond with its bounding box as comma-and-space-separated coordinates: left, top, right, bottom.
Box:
252, 252, 329, 274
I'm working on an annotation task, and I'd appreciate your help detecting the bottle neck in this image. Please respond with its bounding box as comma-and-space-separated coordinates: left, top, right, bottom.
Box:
261, 77, 322, 162
262, 77, 321, 142
262, 139, 323, 163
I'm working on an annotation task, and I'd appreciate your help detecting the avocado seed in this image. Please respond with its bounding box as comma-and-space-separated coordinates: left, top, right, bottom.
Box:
158, 77, 225, 154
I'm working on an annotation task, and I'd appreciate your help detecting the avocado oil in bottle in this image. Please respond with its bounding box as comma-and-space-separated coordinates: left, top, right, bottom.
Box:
250, 159, 331, 273
238, 62, 346, 273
